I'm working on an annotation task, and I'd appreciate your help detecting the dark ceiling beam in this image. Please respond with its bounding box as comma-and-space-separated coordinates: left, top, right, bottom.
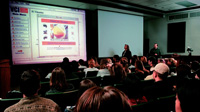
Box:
71, 0, 164, 17
166, 5, 200, 13
106, 0, 165, 13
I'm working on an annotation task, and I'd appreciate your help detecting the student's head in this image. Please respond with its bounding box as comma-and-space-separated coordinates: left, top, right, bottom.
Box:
20, 69, 41, 97
140, 56, 147, 64
148, 56, 157, 66
63, 57, 69, 63
78, 79, 97, 98
176, 79, 200, 112
153, 63, 169, 80
120, 57, 129, 67
176, 64, 191, 79
135, 60, 145, 70
100, 58, 109, 69
87, 58, 96, 68
113, 55, 120, 63
111, 64, 127, 81
50, 67, 68, 91
74, 86, 132, 112
78, 59, 85, 66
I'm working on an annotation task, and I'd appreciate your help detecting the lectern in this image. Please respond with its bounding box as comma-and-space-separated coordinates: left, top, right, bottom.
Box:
0, 59, 11, 98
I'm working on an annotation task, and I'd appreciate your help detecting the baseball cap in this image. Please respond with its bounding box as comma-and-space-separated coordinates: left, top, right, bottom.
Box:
153, 63, 169, 74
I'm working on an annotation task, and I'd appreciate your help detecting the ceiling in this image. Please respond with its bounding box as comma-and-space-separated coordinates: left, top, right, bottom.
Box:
24, 0, 200, 18
71, 0, 200, 17
108, 0, 200, 12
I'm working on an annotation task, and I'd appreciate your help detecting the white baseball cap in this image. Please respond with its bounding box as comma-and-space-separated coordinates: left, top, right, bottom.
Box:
153, 63, 169, 74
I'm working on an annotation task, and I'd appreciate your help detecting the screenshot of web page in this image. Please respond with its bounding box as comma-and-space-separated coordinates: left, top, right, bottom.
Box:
9, 1, 86, 65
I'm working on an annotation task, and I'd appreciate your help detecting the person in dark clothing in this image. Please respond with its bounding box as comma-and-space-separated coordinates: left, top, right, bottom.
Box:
143, 63, 174, 101
149, 43, 161, 58
122, 44, 132, 64
176, 79, 200, 112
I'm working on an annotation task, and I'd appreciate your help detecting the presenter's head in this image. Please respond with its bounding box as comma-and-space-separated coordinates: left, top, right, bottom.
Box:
124, 44, 129, 51
154, 43, 158, 49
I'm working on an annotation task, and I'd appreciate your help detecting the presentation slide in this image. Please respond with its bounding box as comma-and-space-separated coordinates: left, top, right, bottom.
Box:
98, 10, 143, 57
9, 1, 86, 65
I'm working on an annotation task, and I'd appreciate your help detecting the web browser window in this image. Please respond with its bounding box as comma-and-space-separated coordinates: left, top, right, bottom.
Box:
9, 1, 86, 65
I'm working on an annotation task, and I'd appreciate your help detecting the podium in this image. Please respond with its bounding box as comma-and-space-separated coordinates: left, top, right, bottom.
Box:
0, 59, 11, 98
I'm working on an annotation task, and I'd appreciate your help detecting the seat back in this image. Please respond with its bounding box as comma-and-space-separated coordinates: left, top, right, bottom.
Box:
131, 94, 175, 112
74, 72, 85, 80
67, 78, 81, 89
38, 81, 50, 97
86, 71, 98, 77
45, 89, 79, 111
101, 76, 116, 86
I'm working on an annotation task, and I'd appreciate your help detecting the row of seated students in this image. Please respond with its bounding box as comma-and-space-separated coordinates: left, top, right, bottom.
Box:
4, 55, 200, 112
4, 67, 200, 112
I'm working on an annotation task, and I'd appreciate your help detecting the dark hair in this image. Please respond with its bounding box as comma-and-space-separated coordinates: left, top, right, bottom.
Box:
111, 64, 127, 82
20, 69, 40, 97
176, 79, 200, 112
135, 60, 145, 71
125, 44, 130, 51
63, 57, 69, 63
113, 55, 120, 62
148, 56, 157, 65
71, 60, 79, 72
100, 58, 109, 69
50, 67, 69, 91
78, 59, 85, 66
78, 79, 97, 98
176, 64, 191, 79
74, 86, 132, 112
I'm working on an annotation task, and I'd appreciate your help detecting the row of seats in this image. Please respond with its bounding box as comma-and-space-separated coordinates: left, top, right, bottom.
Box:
1, 71, 177, 112
0, 93, 176, 112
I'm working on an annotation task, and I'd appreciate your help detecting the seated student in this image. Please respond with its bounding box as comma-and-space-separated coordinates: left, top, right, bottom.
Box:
46, 67, 74, 94
97, 58, 111, 77
140, 56, 149, 67
78, 59, 87, 69
143, 63, 174, 100
176, 79, 200, 112
144, 56, 157, 80
120, 57, 131, 74
113, 55, 121, 65
74, 86, 132, 112
65, 79, 97, 112
129, 55, 139, 72
110, 64, 127, 83
135, 60, 150, 80
4, 69, 61, 112
83, 58, 99, 77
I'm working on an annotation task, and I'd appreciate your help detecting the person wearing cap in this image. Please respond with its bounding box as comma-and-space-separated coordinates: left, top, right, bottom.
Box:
143, 63, 175, 101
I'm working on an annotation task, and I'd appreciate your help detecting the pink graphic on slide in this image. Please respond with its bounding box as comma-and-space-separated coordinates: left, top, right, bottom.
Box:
50, 24, 68, 39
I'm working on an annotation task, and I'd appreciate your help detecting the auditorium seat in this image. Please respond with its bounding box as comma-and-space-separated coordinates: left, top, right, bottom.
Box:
86, 71, 98, 77
131, 94, 175, 112
38, 81, 50, 97
101, 76, 117, 86
45, 89, 79, 111
66, 78, 81, 89
74, 72, 85, 79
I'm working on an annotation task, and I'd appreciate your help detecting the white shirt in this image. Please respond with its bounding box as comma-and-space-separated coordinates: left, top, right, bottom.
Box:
97, 69, 110, 77
83, 67, 99, 76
